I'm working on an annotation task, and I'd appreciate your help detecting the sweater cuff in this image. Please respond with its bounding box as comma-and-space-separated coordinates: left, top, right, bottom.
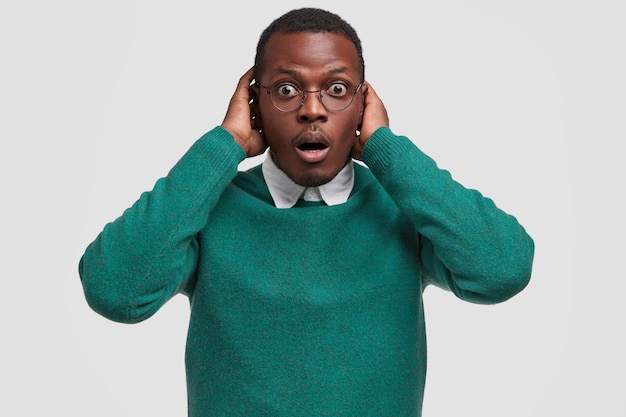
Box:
165, 126, 247, 189
194, 126, 247, 164
361, 126, 420, 173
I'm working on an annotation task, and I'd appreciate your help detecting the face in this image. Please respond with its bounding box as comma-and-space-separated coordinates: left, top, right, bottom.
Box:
253, 32, 364, 187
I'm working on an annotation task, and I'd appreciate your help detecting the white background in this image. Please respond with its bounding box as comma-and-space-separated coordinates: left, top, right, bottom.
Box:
1, 0, 624, 415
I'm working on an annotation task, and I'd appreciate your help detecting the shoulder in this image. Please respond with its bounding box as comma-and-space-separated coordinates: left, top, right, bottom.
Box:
230, 163, 273, 204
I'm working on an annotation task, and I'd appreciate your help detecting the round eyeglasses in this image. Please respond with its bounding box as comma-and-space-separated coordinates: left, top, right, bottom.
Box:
257, 80, 363, 112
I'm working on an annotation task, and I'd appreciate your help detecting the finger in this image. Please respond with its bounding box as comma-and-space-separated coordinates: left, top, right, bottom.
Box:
228, 68, 255, 107
223, 69, 255, 134
228, 68, 255, 113
238, 67, 255, 90
362, 81, 381, 104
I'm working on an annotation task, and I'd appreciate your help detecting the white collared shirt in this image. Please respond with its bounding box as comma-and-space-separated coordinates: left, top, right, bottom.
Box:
261, 155, 355, 208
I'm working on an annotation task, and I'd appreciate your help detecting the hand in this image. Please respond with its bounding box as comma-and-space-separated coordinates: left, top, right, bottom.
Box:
221, 67, 268, 157
352, 82, 389, 160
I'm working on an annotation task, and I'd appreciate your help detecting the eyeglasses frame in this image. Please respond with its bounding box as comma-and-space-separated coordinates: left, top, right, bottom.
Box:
255, 80, 364, 113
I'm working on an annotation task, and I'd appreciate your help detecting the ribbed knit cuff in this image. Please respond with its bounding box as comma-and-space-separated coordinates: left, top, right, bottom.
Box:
193, 126, 247, 167
361, 126, 422, 175
164, 126, 248, 200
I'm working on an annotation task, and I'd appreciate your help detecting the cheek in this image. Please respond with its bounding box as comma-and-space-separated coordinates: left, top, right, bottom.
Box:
338, 109, 362, 136
257, 107, 282, 138
259, 111, 282, 132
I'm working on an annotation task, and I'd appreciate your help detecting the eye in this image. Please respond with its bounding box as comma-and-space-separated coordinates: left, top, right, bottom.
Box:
326, 82, 349, 97
274, 83, 301, 98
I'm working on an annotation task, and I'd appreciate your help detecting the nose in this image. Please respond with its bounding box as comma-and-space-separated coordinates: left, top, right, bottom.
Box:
298, 90, 328, 122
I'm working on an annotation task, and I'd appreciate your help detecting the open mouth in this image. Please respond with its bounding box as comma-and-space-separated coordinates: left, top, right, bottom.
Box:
297, 142, 328, 152
294, 131, 331, 163
295, 137, 330, 163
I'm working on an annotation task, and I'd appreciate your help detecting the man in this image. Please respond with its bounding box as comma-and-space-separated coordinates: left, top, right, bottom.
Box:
79, 8, 534, 417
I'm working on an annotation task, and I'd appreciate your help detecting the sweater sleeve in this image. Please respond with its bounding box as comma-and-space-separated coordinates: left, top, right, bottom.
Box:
79, 126, 246, 323
361, 127, 534, 304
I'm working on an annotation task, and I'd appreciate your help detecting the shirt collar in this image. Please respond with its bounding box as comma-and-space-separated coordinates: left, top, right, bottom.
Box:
262, 154, 354, 208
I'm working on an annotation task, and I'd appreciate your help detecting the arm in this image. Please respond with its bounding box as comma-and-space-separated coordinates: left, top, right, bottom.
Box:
356, 84, 534, 304
79, 69, 262, 323
79, 128, 245, 323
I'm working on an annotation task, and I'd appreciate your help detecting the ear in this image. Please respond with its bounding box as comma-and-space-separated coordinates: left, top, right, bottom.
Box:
357, 84, 366, 131
249, 83, 263, 131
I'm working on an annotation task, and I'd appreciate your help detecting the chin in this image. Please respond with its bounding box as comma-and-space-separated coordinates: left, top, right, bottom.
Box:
292, 159, 353, 187
290, 171, 335, 187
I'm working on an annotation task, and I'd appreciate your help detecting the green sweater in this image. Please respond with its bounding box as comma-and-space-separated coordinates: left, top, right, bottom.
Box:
79, 126, 534, 416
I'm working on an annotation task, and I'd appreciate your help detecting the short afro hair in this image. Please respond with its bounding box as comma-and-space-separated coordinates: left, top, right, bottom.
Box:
254, 8, 365, 82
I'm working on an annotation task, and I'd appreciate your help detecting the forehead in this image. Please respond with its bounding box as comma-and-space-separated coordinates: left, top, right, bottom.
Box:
260, 32, 360, 82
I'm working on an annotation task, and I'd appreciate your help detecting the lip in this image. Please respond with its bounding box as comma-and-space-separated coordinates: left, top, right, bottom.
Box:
295, 146, 330, 163
294, 131, 330, 164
